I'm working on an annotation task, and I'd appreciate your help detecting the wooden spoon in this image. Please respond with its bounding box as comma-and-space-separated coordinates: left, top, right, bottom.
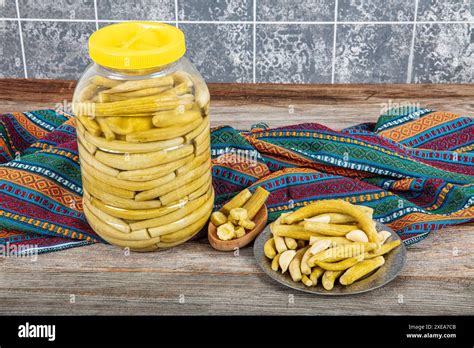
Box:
208, 205, 268, 251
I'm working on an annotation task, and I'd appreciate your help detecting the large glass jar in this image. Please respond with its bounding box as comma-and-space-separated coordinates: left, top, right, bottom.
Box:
73, 22, 212, 251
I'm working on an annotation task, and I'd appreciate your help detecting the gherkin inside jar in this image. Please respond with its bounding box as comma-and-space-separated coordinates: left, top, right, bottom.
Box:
73, 57, 213, 251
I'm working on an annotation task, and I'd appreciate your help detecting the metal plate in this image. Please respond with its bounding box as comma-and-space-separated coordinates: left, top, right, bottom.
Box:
253, 222, 406, 295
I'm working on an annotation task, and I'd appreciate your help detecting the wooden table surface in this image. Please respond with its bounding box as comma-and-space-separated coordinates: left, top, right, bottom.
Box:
0, 80, 473, 315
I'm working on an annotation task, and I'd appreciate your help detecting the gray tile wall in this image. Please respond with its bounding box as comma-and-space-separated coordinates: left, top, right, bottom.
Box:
0, 0, 472, 83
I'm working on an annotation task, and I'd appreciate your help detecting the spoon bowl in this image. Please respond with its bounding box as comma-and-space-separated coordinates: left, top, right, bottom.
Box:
208, 205, 268, 251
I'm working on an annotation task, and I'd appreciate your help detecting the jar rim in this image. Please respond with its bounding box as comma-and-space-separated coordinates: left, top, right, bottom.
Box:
93, 59, 182, 80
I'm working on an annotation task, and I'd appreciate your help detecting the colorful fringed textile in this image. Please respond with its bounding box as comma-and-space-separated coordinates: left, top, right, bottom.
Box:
0, 108, 473, 254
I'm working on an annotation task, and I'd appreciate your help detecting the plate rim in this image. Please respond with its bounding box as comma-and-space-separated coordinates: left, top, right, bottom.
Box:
253, 222, 407, 296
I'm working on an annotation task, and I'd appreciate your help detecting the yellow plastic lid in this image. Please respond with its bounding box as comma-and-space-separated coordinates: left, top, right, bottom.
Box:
89, 22, 186, 70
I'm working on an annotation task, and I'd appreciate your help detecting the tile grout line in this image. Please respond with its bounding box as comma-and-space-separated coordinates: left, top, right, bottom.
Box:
252, 0, 257, 83
174, 0, 179, 27
93, 0, 99, 30
14, 0, 27, 78
331, 0, 338, 84
406, 0, 419, 83
0, 18, 472, 24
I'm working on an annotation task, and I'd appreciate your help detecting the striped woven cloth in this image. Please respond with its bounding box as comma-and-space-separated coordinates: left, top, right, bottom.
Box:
0, 108, 473, 255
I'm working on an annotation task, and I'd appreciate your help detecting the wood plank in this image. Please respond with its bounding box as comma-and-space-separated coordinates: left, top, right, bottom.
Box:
207, 98, 474, 130
2, 98, 472, 131
0, 272, 470, 315
0, 225, 472, 315
0, 80, 471, 129
1, 79, 474, 103
209, 83, 474, 100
